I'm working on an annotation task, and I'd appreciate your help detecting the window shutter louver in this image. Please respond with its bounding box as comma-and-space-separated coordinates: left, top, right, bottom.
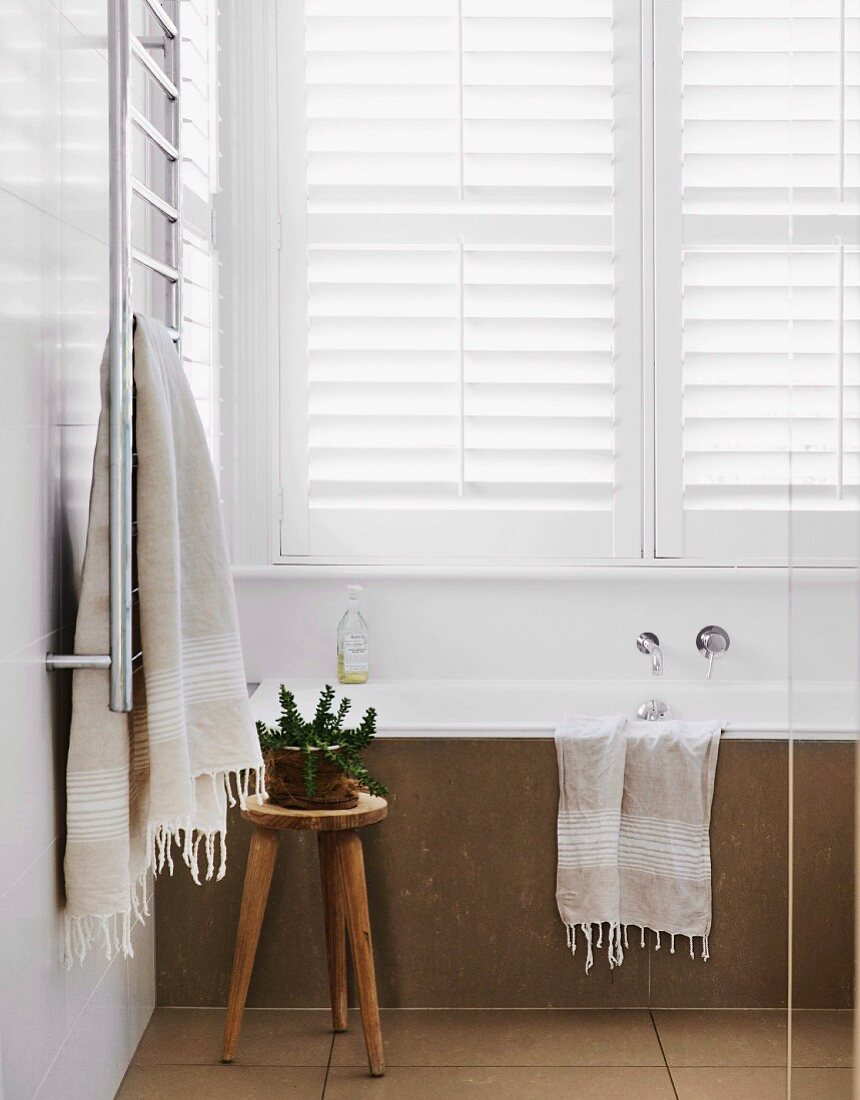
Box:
656, 0, 860, 560
280, 0, 642, 560
181, 0, 219, 455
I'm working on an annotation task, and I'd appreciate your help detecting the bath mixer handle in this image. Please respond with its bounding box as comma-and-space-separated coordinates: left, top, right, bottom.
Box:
696, 625, 730, 680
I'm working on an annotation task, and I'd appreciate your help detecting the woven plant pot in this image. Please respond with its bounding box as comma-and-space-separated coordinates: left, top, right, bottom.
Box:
264, 747, 360, 810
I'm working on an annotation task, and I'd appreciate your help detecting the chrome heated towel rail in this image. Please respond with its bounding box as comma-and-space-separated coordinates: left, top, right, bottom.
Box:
47, 0, 182, 712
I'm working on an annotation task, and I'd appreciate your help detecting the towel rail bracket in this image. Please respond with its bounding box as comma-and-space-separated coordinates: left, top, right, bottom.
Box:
46, 654, 112, 672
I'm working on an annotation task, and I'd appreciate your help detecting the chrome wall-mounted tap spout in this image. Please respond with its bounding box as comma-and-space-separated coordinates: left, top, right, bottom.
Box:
636, 632, 663, 676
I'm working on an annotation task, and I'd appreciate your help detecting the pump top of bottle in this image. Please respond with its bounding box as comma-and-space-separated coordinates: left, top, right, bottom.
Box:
346, 584, 362, 602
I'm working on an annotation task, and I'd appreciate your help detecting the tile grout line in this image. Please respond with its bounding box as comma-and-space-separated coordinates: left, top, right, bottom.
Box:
649, 1010, 680, 1100
320, 1030, 336, 1099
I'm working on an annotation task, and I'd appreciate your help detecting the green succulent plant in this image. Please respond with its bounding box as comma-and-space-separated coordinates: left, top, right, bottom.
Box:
256, 684, 387, 799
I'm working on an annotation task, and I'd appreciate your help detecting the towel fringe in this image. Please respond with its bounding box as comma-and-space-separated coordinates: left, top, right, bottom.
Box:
65, 764, 260, 968
608, 922, 624, 969
190, 833, 203, 885
562, 922, 711, 973
239, 768, 249, 809
582, 923, 594, 973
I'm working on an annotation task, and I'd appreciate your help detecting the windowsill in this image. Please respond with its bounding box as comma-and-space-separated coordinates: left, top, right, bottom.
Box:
234, 564, 858, 581
249, 678, 859, 740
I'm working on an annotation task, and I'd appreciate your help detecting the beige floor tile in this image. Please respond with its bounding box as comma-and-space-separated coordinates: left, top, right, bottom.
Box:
653, 1009, 787, 1067
672, 1067, 787, 1100
133, 1008, 333, 1066
792, 1068, 853, 1099
325, 1065, 676, 1099
792, 1010, 854, 1068
331, 1009, 663, 1068
116, 1065, 326, 1099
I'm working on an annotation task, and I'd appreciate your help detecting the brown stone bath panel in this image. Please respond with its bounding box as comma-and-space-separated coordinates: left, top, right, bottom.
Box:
158, 738, 851, 1010
357, 740, 649, 1007
156, 739, 649, 1007
792, 741, 855, 1009
155, 809, 331, 1008
650, 741, 789, 1008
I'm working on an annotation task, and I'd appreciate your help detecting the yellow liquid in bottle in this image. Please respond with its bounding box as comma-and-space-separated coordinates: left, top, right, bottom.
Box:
337, 653, 368, 685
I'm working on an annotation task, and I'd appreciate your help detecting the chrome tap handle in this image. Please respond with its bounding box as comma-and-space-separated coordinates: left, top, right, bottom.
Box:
696, 626, 730, 679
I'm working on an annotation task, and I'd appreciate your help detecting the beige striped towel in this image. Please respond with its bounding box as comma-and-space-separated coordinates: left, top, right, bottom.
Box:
556, 715, 721, 971
555, 714, 628, 971
64, 316, 264, 966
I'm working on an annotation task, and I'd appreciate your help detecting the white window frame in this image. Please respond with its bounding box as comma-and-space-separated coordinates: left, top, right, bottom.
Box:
257, 0, 857, 569
275, 0, 644, 566
653, 0, 860, 566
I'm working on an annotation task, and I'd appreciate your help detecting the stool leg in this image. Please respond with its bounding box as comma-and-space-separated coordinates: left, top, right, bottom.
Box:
221, 826, 279, 1063
336, 830, 385, 1077
318, 832, 348, 1032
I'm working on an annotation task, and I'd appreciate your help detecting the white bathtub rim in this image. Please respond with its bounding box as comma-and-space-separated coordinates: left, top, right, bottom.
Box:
249, 679, 859, 741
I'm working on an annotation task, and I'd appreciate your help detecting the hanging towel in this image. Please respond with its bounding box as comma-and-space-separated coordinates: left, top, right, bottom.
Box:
619, 720, 721, 962
64, 316, 265, 966
555, 714, 629, 972
555, 716, 721, 971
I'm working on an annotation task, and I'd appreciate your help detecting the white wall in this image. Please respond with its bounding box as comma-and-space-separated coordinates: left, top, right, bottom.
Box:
0, 2, 154, 1097
234, 567, 859, 691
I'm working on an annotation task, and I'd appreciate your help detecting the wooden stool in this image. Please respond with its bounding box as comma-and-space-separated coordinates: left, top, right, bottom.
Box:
220, 793, 388, 1076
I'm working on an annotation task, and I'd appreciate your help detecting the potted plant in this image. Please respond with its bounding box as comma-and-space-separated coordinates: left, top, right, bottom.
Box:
255, 684, 388, 810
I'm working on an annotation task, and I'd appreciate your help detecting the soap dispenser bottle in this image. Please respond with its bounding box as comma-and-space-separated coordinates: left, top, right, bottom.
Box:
337, 584, 369, 684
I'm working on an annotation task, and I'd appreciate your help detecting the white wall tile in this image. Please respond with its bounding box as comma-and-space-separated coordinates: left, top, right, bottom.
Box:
59, 223, 107, 427
53, 0, 108, 44
65, 920, 115, 1034
0, 189, 62, 429
0, 843, 68, 1100
58, 11, 108, 246
0, 422, 62, 658
0, 636, 64, 896
65, 952, 129, 1100
0, 0, 62, 218
126, 901, 156, 1064
38, 952, 130, 1100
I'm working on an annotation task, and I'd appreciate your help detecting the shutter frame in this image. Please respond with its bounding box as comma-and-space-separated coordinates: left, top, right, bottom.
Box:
655, 0, 860, 561
278, 0, 643, 562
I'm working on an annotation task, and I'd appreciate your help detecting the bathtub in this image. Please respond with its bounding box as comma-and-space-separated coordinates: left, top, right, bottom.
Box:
249, 678, 858, 740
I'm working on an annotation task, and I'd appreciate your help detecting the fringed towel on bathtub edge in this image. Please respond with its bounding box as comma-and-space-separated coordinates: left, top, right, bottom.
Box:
556, 715, 721, 972
63, 316, 265, 966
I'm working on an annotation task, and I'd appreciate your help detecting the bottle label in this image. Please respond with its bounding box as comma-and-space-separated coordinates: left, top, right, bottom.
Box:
343, 632, 369, 673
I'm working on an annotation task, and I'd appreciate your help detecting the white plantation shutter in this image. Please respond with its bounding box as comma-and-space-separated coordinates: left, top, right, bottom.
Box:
181, 0, 219, 455
655, 0, 860, 560
279, 0, 642, 561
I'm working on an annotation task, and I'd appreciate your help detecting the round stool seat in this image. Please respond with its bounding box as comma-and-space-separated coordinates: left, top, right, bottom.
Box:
241, 792, 388, 832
